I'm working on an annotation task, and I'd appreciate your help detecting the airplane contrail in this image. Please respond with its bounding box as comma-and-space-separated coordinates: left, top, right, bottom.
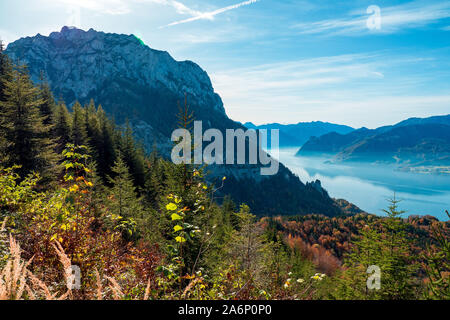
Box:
161, 0, 260, 28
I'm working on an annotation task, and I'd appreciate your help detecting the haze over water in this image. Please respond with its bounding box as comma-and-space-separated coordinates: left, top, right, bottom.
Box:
275, 148, 450, 221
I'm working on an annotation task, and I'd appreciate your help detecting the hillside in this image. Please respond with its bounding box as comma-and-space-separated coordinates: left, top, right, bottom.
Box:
244, 121, 354, 148
5, 27, 341, 217
297, 115, 450, 169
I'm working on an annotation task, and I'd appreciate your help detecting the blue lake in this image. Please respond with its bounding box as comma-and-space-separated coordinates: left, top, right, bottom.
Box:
274, 148, 450, 221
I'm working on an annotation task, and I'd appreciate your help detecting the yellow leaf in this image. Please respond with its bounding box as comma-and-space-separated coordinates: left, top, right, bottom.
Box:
166, 203, 177, 211
175, 236, 186, 243
171, 213, 182, 221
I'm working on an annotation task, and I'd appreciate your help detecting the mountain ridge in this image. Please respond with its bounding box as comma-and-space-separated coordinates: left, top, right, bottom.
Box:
5, 26, 343, 216
244, 121, 354, 148
297, 115, 450, 170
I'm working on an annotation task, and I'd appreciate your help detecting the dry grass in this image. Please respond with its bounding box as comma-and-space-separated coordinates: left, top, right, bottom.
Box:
0, 232, 152, 300
0, 235, 74, 300
0, 235, 31, 300
94, 268, 103, 300
105, 275, 124, 300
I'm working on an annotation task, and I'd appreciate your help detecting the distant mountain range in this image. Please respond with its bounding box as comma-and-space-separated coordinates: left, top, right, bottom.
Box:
297, 115, 450, 171
244, 121, 354, 148
5, 27, 342, 216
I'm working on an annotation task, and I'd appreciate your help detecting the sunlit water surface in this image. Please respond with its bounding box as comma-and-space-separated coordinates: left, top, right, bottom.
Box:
271, 148, 450, 220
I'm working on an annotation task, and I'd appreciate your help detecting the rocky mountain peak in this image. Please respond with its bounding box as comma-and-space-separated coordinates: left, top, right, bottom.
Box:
6, 26, 225, 115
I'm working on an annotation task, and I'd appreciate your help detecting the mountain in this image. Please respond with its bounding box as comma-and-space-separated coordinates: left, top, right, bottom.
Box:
244, 121, 354, 148
297, 115, 450, 169
6, 26, 232, 154
5, 27, 342, 216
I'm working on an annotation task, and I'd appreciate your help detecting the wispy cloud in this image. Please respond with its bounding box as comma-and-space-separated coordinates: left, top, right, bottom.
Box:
0, 29, 20, 47
292, 1, 450, 36
52, 0, 132, 15
150, 0, 202, 16
161, 0, 260, 28
210, 52, 448, 127
51, 0, 203, 16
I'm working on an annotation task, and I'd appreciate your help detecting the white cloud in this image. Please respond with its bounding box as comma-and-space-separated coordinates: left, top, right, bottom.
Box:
161, 0, 260, 27
292, 1, 450, 36
210, 52, 448, 128
0, 29, 19, 47
50, 0, 202, 16
52, 0, 132, 15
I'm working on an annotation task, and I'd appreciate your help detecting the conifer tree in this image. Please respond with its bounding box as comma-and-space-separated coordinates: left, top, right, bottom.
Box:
335, 220, 383, 299
53, 102, 72, 154
96, 105, 117, 181
119, 120, 145, 187
71, 101, 88, 146
0, 40, 13, 102
335, 198, 419, 300
38, 72, 56, 127
0, 44, 13, 161
0, 65, 58, 179
144, 146, 165, 206
85, 100, 101, 143
226, 204, 268, 292
106, 154, 144, 221
379, 197, 418, 299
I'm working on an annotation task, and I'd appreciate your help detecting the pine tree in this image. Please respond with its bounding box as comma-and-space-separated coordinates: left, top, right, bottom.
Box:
227, 204, 268, 292
0, 45, 13, 162
379, 197, 418, 299
119, 120, 145, 187
0, 40, 13, 102
53, 102, 72, 154
144, 145, 165, 206
423, 210, 450, 299
335, 220, 383, 299
38, 72, 56, 127
106, 154, 144, 221
85, 100, 101, 143
96, 105, 117, 181
71, 101, 88, 146
0, 65, 58, 179
335, 198, 419, 300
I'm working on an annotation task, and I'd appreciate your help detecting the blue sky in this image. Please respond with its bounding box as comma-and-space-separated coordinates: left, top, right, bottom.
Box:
1, 0, 450, 128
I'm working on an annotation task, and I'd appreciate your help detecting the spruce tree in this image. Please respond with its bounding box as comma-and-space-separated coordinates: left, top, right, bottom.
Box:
335, 220, 383, 299
96, 105, 117, 181
119, 120, 145, 187
144, 146, 164, 207
106, 154, 144, 221
38, 72, 56, 127
335, 198, 419, 300
379, 197, 418, 299
0, 65, 58, 179
71, 101, 88, 146
0, 40, 13, 102
0, 44, 13, 161
53, 102, 72, 154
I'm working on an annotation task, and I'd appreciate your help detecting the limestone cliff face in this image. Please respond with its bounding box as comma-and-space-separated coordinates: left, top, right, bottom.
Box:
5, 27, 342, 217
7, 26, 224, 112
6, 26, 231, 150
